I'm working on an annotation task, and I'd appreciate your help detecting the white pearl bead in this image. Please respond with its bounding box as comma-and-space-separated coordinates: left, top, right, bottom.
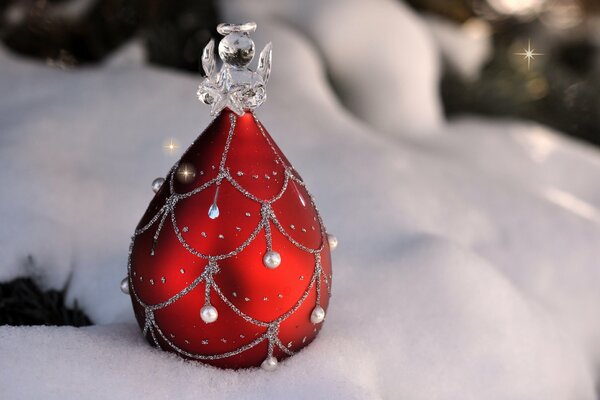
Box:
327, 234, 338, 251
200, 305, 218, 323
310, 305, 325, 324
261, 356, 278, 371
151, 177, 165, 193
263, 251, 281, 269
120, 277, 130, 295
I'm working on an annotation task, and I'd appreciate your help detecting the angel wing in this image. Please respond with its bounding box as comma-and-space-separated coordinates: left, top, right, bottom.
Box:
257, 42, 272, 85
201, 39, 216, 78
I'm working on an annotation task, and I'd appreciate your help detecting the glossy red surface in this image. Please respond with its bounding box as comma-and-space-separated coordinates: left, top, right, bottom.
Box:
129, 109, 332, 369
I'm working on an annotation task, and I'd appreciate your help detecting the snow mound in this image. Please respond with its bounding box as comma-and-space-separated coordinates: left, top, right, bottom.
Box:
1, 2, 600, 399
222, 0, 443, 135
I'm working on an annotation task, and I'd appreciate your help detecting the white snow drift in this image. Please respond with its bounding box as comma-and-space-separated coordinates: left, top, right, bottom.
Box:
1, 1, 600, 399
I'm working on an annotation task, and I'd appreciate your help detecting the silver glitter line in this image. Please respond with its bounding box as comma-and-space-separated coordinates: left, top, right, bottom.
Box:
211, 282, 270, 327
267, 170, 291, 204
267, 339, 275, 357
151, 208, 170, 255
253, 115, 286, 167
176, 175, 221, 199
169, 161, 179, 195
223, 168, 291, 204
265, 323, 279, 358
288, 174, 329, 237
204, 278, 212, 305
131, 268, 208, 312
149, 324, 160, 348
270, 214, 324, 253
135, 204, 168, 236
218, 113, 236, 171
212, 263, 318, 328
315, 253, 322, 305
142, 318, 150, 337
171, 208, 266, 260
153, 319, 270, 361
203, 260, 219, 305
273, 268, 318, 324
275, 337, 295, 356
224, 172, 263, 203
261, 203, 273, 252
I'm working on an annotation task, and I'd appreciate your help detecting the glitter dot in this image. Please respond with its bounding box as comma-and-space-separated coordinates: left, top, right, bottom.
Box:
201, 232, 207, 237
290, 224, 295, 230
287, 342, 292, 348
302, 336, 307, 343
170, 333, 175, 338
184, 339, 190, 344
265, 174, 270, 180
278, 294, 283, 298
252, 175, 259, 179
232, 292, 237, 297
299, 275, 304, 281
221, 338, 227, 343
150, 279, 154, 285
240, 334, 245, 339
263, 297, 268, 301
235, 226, 241, 231
245, 212, 251, 217
237, 171, 244, 176
161, 277, 166, 284
244, 297, 250, 302
182, 226, 189, 233
180, 268, 185, 274
202, 340, 209, 345
218, 234, 224, 239
272, 171, 277, 176
301, 228, 307, 233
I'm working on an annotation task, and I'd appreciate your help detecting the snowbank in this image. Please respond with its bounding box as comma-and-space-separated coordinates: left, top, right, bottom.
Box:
1, 2, 600, 399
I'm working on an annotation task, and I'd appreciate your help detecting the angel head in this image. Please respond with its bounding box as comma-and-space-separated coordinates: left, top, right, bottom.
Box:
217, 22, 257, 68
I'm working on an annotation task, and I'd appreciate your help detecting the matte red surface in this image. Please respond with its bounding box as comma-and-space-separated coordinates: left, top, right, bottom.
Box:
129, 109, 332, 369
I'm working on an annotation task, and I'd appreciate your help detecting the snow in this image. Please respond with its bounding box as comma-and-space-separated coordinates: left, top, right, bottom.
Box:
1, 1, 600, 399
424, 16, 492, 80
222, 0, 443, 134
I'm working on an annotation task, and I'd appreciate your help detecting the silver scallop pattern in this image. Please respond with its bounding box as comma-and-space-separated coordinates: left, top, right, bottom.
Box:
126, 113, 334, 369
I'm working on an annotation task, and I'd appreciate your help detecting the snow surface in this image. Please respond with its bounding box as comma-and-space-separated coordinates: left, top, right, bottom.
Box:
1, 1, 600, 399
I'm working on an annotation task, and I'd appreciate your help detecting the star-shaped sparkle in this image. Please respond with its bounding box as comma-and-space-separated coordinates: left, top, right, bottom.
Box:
176, 163, 196, 183
514, 40, 544, 71
164, 138, 179, 154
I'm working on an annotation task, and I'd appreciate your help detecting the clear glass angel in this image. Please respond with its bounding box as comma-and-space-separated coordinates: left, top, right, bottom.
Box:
197, 22, 272, 116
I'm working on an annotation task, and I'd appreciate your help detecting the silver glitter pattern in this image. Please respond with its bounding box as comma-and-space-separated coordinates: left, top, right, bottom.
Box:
127, 112, 331, 364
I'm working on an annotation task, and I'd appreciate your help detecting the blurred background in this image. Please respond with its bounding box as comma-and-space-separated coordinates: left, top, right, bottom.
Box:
1, 0, 599, 146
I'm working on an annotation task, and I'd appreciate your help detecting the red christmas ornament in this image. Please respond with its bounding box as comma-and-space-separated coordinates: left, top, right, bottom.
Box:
122, 22, 336, 370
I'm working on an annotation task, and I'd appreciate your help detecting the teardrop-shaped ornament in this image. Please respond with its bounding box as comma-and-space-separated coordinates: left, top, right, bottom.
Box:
127, 22, 333, 370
